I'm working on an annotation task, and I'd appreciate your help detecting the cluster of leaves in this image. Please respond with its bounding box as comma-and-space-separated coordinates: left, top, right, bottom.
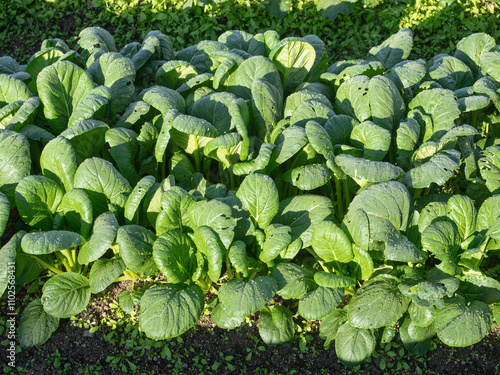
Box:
1, 26, 500, 367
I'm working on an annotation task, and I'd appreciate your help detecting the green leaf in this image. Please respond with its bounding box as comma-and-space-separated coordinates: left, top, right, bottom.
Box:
427, 55, 474, 90
188, 199, 236, 250
0, 192, 9, 238
314, 272, 355, 289
335, 322, 376, 366
312, 221, 353, 263
60, 120, 109, 164
260, 224, 292, 263
124, 175, 156, 224
67, 86, 110, 128
272, 125, 308, 164
403, 151, 461, 189
89, 258, 126, 293
41, 272, 91, 318
21, 230, 83, 255
40, 136, 77, 192
436, 296, 493, 347
408, 301, 435, 327
259, 306, 294, 345
219, 276, 277, 318
421, 221, 460, 275
298, 286, 343, 320
367, 28, 413, 69
15, 175, 65, 231
289, 99, 334, 128
368, 76, 405, 131
78, 212, 119, 264
156, 60, 198, 89
480, 51, 500, 82
139, 284, 204, 340
18, 299, 59, 348
211, 302, 245, 330
400, 316, 432, 355
288, 164, 334, 190
106, 127, 140, 185
478, 146, 500, 194
347, 275, 410, 329
116, 225, 157, 275
228, 240, 249, 278
455, 32, 495, 77
193, 225, 223, 282
317, 0, 356, 21
87, 52, 135, 115
252, 77, 283, 140
336, 154, 403, 183
350, 120, 392, 161
277, 194, 334, 248
0, 74, 31, 106
227, 56, 282, 101
73, 157, 132, 218
139, 85, 185, 115
118, 290, 143, 314
0, 231, 20, 296
271, 263, 313, 300
37, 61, 94, 134
57, 189, 93, 240
78, 27, 116, 54
270, 38, 316, 94
459, 274, 500, 305
0, 130, 31, 204
408, 89, 460, 142
319, 309, 348, 346
236, 173, 279, 229
335, 76, 371, 122
447, 195, 476, 240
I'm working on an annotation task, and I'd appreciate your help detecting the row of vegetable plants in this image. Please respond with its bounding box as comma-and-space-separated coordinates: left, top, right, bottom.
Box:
1, 26, 500, 367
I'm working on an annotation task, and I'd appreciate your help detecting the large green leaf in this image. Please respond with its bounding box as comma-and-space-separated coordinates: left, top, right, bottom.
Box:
252, 77, 283, 140
335, 75, 371, 122
106, 127, 140, 185
139, 284, 204, 340
270, 37, 315, 94
60, 120, 109, 163
0, 130, 31, 204
227, 56, 282, 101
447, 195, 476, 240
41, 272, 91, 318
15, 175, 65, 230
193, 225, 224, 282
478, 146, 500, 194
188, 199, 236, 250
155, 186, 194, 234
153, 229, 196, 284
298, 286, 344, 320
258, 305, 294, 345
37, 61, 94, 134
480, 51, 500, 82
18, 299, 59, 348
271, 263, 313, 299
139, 85, 185, 115
236, 173, 280, 229
21, 230, 83, 255
436, 296, 493, 347
124, 175, 156, 224
0, 74, 31, 106
89, 258, 126, 293
403, 150, 461, 189
78, 212, 119, 264
67, 86, 110, 128
57, 188, 93, 240
427, 55, 474, 90
368, 76, 405, 131
0, 231, 20, 296
350, 120, 391, 161
312, 220, 353, 263
289, 99, 334, 128
73, 157, 132, 218
40, 136, 77, 192
211, 302, 245, 329
335, 323, 376, 367
260, 224, 292, 263
87, 52, 135, 114
421, 221, 460, 275
347, 275, 410, 329
219, 276, 277, 318
272, 125, 308, 164
116, 225, 157, 275
408, 89, 460, 142
455, 32, 495, 77
367, 28, 413, 69
276, 194, 334, 247
78, 27, 116, 54
336, 154, 403, 183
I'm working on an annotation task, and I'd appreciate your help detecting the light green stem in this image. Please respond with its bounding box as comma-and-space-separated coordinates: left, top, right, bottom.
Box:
194, 136, 201, 172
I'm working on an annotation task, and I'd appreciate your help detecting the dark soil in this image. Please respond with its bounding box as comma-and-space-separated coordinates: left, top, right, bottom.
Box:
2, 280, 500, 375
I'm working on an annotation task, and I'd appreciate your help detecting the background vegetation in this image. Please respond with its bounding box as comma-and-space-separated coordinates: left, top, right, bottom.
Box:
1, 0, 499, 64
